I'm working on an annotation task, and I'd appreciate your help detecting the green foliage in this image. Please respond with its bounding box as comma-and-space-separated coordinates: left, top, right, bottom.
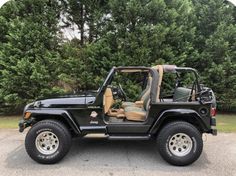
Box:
0, 0, 235, 113
97, 0, 196, 66
112, 72, 146, 101
0, 0, 63, 112
188, 0, 236, 111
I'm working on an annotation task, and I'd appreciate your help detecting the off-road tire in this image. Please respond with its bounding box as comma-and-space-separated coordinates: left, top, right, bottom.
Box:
157, 121, 203, 166
25, 119, 71, 164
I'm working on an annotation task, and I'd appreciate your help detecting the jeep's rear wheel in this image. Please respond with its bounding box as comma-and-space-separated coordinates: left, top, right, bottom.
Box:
25, 120, 71, 164
157, 121, 203, 166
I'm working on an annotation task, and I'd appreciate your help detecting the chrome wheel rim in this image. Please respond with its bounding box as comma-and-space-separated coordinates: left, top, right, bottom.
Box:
35, 131, 59, 155
168, 133, 193, 157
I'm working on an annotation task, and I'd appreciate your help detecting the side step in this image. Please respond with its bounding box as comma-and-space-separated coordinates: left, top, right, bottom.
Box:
108, 135, 151, 140
84, 134, 151, 140
84, 133, 108, 138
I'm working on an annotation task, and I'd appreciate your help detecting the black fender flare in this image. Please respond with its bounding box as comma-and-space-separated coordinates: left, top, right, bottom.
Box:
149, 109, 209, 134
26, 109, 81, 134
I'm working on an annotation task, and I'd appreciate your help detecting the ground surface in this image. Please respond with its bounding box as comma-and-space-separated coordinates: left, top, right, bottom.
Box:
0, 129, 236, 176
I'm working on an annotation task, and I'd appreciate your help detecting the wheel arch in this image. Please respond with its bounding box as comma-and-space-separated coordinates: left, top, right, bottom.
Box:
150, 109, 208, 135
28, 109, 81, 136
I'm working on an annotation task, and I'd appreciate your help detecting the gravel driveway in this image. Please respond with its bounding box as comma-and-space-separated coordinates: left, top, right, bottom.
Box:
0, 129, 236, 176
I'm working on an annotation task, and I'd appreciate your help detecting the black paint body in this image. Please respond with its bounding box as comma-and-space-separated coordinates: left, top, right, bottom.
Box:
19, 66, 217, 137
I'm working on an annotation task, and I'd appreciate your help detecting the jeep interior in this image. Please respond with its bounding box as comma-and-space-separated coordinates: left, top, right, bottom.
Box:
103, 68, 152, 122
103, 65, 199, 123
160, 66, 198, 102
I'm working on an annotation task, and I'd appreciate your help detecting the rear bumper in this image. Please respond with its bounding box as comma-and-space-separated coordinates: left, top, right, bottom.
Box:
211, 129, 217, 136
210, 117, 217, 136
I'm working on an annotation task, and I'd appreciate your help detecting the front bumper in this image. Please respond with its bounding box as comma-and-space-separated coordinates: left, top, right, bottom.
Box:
18, 119, 33, 132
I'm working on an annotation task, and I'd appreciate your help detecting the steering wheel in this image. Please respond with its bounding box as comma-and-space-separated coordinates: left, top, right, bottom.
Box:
118, 84, 127, 101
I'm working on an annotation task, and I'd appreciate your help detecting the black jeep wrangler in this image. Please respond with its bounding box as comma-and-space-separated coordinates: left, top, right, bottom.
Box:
19, 65, 217, 166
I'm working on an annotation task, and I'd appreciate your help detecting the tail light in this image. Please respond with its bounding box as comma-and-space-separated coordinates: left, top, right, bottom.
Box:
211, 108, 216, 116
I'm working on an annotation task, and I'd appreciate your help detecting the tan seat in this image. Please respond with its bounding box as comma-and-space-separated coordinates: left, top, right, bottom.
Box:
122, 77, 152, 108
124, 91, 151, 121
103, 88, 125, 118
124, 65, 164, 121
124, 106, 146, 121
103, 88, 114, 113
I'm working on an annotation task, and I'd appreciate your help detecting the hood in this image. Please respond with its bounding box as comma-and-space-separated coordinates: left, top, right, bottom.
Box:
30, 91, 97, 109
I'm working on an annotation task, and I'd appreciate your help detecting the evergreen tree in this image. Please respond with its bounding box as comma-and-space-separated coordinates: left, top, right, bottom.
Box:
0, 0, 63, 112
188, 0, 236, 111
61, 0, 109, 46
0, 0, 235, 113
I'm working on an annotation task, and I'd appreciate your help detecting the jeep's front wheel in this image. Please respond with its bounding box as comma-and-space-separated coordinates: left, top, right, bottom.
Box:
157, 121, 203, 166
25, 120, 71, 164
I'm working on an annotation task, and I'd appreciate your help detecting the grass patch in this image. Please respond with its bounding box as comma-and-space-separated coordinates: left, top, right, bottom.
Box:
217, 114, 236, 132
0, 116, 21, 129
0, 114, 236, 132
